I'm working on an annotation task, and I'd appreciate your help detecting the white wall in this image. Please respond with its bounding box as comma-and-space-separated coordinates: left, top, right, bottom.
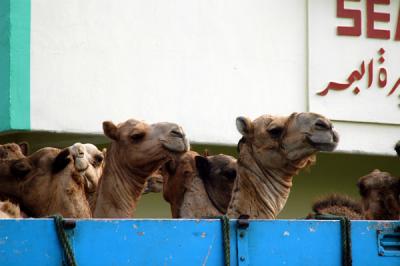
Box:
30, 0, 400, 155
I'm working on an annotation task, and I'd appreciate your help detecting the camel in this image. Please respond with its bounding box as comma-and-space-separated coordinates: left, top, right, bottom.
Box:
226, 112, 339, 219
143, 170, 164, 194
0, 142, 30, 207
308, 169, 400, 220
68, 143, 105, 211
93, 119, 189, 218
306, 194, 363, 219
161, 151, 237, 218
196, 154, 237, 215
0, 200, 22, 218
357, 169, 400, 220
0, 142, 28, 160
395, 141, 400, 157
0, 147, 92, 218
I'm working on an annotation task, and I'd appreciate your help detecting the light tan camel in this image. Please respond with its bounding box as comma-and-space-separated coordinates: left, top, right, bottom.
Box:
0, 147, 91, 218
161, 151, 237, 218
227, 112, 339, 219
93, 119, 189, 218
68, 143, 105, 211
358, 169, 400, 220
143, 170, 164, 194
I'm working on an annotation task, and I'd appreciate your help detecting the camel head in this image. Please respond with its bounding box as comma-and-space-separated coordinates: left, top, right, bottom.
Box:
161, 151, 198, 217
0, 156, 33, 197
395, 141, 400, 157
103, 119, 189, 177
357, 169, 400, 220
161, 151, 237, 217
68, 143, 105, 193
196, 154, 237, 213
143, 170, 164, 194
236, 112, 339, 169
0, 147, 91, 218
0, 148, 58, 212
0, 142, 29, 160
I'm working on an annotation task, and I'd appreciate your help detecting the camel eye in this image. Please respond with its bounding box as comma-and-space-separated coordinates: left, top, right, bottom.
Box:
267, 127, 283, 138
93, 154, 104, 165
223, 169, 236, 180
130, 132, 145, 142
315, 119, 331, 130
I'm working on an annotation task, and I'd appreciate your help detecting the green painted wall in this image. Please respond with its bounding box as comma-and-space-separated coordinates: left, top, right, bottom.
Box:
0, 0, 30, 132
0, 0, 11, 131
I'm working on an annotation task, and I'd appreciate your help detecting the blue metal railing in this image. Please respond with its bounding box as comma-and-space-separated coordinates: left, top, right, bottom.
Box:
0, 219, 399, 265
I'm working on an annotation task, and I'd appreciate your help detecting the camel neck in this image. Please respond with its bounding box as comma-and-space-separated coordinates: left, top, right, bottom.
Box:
227, 144, 301, 219
93, 146, 147, 218
179, 173, 222, 218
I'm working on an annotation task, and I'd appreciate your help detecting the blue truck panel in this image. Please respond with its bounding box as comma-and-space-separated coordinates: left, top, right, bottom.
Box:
0, 219, 399, 265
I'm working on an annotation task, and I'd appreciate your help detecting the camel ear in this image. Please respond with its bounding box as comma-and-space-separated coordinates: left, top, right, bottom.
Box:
236, 116, 253, 137
195, 156, 210, 179
103, 121, 119, 140
18, 142, 29, 156
52, 149, 72, 174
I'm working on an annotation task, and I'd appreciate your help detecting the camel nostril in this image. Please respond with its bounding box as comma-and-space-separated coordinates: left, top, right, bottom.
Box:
315, 119, 331, 130
332, 131, 339, 143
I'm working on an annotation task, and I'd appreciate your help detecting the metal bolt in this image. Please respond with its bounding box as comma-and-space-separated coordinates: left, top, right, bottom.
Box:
240, 256, 245, 262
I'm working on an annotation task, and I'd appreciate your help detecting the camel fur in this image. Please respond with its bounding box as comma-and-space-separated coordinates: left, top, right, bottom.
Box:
227, 112, 339, 219
93, 119, 189, 218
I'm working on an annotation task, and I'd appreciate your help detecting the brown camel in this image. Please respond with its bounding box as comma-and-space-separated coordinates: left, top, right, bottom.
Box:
143, 170, 164, 194
0, 201, 22, 218
357, 169, 400, 220
227, 112, 339, 219
161, 151, 237, 218
194, 154, 237, 215
306, 194, 363, 219
0, 142, 28, 160
68, 143, 105, 211
307, 170, 400, 220
0, 143, 30, 207
93, 119, 189, 218
0, 147, 91, 218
